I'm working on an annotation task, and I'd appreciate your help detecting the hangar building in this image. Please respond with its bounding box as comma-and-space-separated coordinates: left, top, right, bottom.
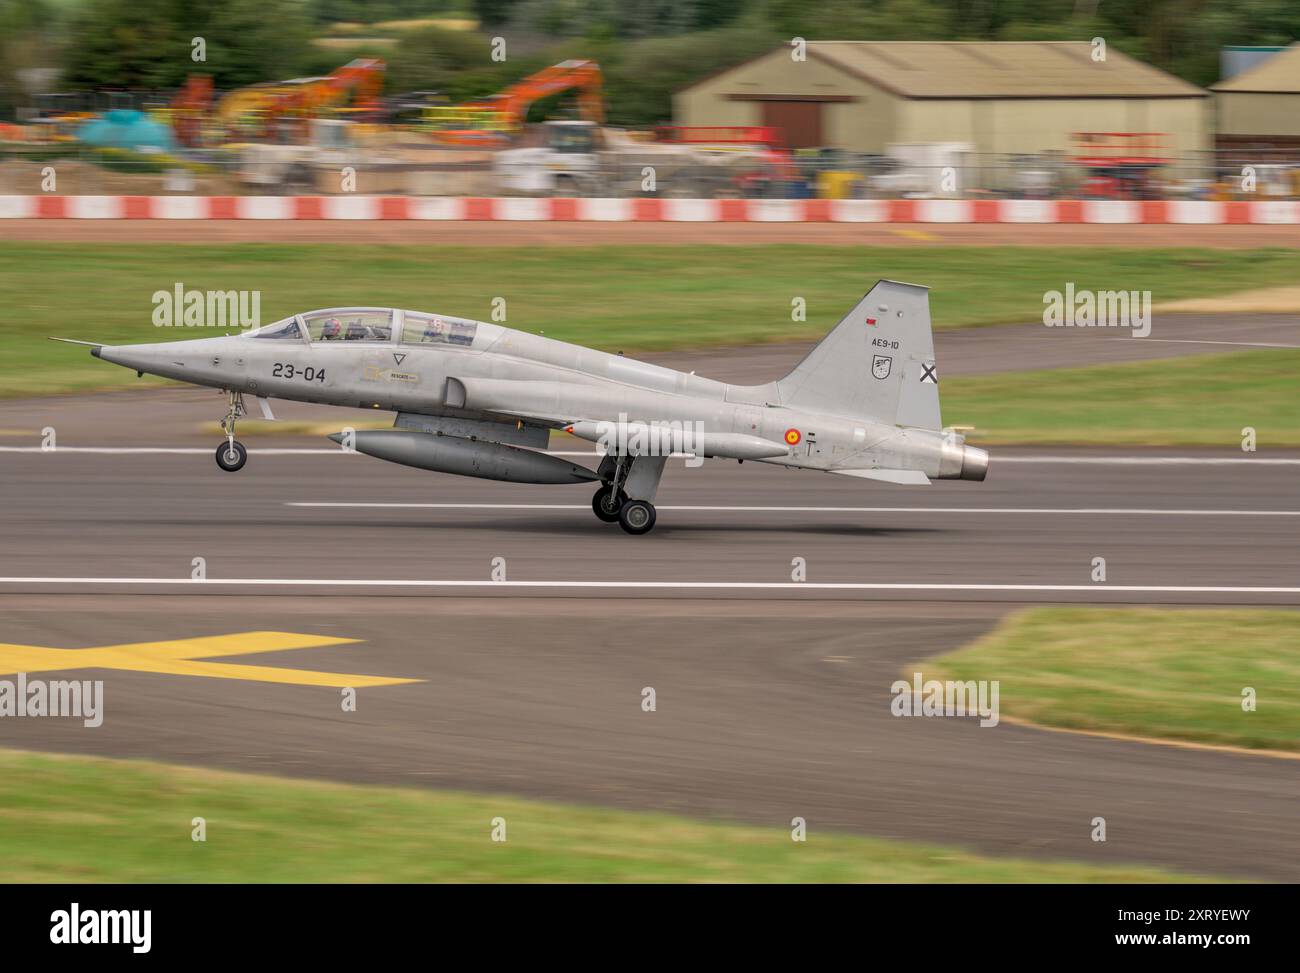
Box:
674, 41, 1209, 156
1212, 44, 1300, 150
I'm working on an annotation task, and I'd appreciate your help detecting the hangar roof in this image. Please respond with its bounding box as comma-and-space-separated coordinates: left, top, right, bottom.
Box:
686, 41, 1206, 100
1212, 43, 1300, 93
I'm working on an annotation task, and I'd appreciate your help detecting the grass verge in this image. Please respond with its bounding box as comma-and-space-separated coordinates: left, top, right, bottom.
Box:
944, 349, 1300, 446
923, 607, 1300, 754
0, 747, 1207, 882
5, 243, 1300, 396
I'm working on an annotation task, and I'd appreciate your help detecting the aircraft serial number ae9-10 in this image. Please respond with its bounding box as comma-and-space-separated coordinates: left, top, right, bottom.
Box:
57, 280, 987, 535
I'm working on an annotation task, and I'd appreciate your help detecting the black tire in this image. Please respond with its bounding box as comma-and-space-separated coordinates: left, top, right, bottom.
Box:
617, 499, 656, 535
592, 485, 626, 523
215, 440, 247, 472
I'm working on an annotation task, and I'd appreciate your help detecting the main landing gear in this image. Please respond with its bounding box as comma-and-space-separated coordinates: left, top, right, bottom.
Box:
592, 484, 657, 534
215, 390, 248, 473
592, 454, 660, 535
618, 499, 656, 535
591, 484, 627, 523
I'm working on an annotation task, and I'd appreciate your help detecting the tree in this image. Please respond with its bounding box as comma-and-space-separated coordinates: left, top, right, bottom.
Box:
63, 0, 314, 91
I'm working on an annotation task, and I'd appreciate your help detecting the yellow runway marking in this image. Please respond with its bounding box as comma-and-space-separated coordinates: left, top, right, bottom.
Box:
0, 631, 419, 688
891, 228, 939, 242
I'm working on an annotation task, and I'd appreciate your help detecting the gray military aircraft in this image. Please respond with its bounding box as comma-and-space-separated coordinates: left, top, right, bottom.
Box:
59, 280, 987, 534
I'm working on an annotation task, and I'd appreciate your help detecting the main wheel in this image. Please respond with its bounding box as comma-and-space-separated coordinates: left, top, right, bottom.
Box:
592, 485, 627, 523
215, 440, 247, 472
617, 499, 656, 535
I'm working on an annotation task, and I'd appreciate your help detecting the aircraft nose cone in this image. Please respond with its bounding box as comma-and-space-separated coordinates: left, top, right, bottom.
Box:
95, 343, 175, 375
327, 433, 345, 445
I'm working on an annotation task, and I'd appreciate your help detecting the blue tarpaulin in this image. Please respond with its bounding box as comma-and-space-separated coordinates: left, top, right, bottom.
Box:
78, 110, 175, 152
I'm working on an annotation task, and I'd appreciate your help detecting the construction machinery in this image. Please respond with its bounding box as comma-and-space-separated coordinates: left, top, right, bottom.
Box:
171, 58, 385, 147
169, 75, 213, 147
427, 59, 603, 147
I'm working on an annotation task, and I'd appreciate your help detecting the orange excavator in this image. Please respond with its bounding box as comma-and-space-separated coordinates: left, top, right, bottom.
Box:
170, 58, 385, 146
427, 59, 603, 147
170, 75, 213, 147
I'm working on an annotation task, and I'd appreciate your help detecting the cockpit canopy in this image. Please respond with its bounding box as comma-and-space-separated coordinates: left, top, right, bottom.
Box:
243, 308, 482, 348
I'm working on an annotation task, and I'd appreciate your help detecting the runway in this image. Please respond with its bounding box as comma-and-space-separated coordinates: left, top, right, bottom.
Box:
0, 446, 1297, 600
1, 384, 1297, 880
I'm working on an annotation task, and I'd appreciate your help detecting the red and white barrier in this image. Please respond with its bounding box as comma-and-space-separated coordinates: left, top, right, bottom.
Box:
2, 195, 1298, 223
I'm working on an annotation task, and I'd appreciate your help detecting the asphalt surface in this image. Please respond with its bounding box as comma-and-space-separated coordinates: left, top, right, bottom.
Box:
1, 330, 1297, 880
0, 595, 1297, 881
0, 448, 1297, 600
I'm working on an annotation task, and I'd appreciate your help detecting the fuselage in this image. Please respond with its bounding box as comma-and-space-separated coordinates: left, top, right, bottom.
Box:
95, 307, 979, 479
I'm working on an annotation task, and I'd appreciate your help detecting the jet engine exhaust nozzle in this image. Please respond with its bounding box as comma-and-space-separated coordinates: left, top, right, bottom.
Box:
936, 439, 989, 482
958, 445, 989, 482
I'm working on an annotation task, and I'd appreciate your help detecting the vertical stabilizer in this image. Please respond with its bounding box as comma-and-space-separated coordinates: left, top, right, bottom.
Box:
775, 280, 942, 429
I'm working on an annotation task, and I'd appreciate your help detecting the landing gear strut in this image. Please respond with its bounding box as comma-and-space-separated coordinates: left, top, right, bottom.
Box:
215, 390, 247, 473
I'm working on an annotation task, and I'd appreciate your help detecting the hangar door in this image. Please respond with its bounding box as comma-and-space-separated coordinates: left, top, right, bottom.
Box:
761, 101, 824, 148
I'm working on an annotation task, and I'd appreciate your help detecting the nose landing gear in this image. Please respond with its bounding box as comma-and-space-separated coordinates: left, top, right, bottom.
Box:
216, 390, 248, 473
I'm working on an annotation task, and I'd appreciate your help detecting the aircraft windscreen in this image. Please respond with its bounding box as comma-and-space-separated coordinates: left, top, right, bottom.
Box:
249, 318, 303, 340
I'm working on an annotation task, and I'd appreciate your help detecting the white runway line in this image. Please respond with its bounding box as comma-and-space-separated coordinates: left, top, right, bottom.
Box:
2, 446, 1299, 465
1112, 337, 1300, 349
0, 577, 1297, 595
288, 502, 1300, 517
0, 446, 341, 455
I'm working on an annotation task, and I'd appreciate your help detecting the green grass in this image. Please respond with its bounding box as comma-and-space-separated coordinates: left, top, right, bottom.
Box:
925, 608, 1300, 754
5, 243, 1300, 397
0, 747, 1209, 882
944, 349, 1300, 446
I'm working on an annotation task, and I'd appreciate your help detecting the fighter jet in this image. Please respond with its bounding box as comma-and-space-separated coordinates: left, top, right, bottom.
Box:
59, 280, 987, 534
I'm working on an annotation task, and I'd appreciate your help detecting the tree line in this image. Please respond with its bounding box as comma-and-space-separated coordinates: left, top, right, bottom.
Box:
1, 0, 1296, 124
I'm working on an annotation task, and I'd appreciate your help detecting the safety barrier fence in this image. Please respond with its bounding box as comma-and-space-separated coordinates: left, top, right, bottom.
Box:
3, 195, 1299, 222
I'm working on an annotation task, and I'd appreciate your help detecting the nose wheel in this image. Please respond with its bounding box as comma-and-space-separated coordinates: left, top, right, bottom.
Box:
216, 440, 247, 472
216, 390, 248, 473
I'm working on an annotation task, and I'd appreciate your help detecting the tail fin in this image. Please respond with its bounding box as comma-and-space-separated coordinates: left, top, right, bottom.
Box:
776, 280, 941, 430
